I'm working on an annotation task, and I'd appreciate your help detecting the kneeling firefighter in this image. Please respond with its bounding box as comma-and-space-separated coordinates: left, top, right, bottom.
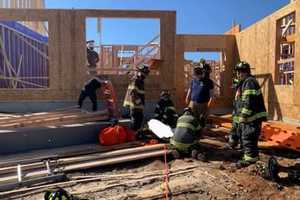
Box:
170, 107, 204, 159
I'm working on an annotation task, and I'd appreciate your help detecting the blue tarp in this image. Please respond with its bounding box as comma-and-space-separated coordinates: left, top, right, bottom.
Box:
0, 20, 49, 88
0, 21, 48, 43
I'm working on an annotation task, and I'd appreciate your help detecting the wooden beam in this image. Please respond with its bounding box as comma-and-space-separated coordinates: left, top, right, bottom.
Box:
0, 142, 141, 168
0, 142, 145, 176
277, 57, 295, 64
0, 174, 65, 192
0, 145, 170, 189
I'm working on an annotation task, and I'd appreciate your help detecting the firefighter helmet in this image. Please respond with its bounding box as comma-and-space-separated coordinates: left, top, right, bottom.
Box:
235, 61, 250, 71
160, 90, 170, 99
183, 107, 192, 114
137, 64, 150, 75
44, 188, 71, 200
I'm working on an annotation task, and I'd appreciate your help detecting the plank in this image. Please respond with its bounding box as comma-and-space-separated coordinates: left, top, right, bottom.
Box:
0, 164, 197, 199
63, 149, 171, 172
0, 109, 81, 125
0, 110, 109, 128
0, 142, 156, 176
0, 147, 170, 187
0, 142, 141, 168
0, 174, 66, 193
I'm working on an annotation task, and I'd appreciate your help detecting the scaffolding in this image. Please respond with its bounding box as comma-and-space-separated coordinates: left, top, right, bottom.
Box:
90, 35, 161, 75
0, 0, 45, 9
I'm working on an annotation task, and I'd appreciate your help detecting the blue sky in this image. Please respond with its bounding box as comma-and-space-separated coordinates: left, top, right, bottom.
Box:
45, 0, 290, 60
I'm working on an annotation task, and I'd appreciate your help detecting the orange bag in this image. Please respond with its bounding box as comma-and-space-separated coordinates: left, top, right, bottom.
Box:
99, 125, 136, 146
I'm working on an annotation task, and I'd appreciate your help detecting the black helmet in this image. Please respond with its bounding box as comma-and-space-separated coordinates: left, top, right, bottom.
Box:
160, 90, 170, 98
44, 188, 71, 200
86, 40, 95, 49
183, 107, 192, 114
137, 64, 150, 75
235, 61, 250, 72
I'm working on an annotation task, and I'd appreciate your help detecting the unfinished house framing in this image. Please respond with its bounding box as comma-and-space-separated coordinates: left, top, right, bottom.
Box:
0, 0, 299, 199
96, 35, 161, 75
0, 0, 45, 9
0, 9, 175, 113
235, 0, 300, 122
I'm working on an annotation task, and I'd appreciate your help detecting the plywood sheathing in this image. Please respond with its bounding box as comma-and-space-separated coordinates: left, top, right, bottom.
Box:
225, 24, 241, 35
175, 34, 237, 108
294, 0, 300, 108
0, 9, 176, 102
235, 1, 300, 121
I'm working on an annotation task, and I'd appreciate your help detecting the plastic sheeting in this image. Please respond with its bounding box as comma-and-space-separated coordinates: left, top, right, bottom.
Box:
0, 21, 49, 88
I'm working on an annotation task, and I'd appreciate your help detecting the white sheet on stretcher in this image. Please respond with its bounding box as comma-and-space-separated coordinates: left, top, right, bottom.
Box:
148, 119, 174, 139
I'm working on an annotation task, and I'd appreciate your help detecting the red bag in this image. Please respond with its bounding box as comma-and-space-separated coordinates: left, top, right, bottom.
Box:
99, 125, 136, 146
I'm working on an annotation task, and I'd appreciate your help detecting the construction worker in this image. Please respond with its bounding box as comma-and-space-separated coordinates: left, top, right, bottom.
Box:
231, 61, 267, 168
78, 76, 106, 111
154, 90, 178, 128
86, 40, 99, 69
170, 107, 204, 160
123, 64, 150, 131
185, 63, 214, 127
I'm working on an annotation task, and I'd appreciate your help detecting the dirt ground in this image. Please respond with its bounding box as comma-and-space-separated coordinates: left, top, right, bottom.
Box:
6, 128, 300, 200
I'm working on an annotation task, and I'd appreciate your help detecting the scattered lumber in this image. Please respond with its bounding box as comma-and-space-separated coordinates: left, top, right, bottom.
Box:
0, 142, 141, 167
0, 144, 170, 193
0, 109, 109, 128
0, 165, 199, 199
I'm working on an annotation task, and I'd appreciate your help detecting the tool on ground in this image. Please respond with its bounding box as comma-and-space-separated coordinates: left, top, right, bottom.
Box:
257, 157, 300, 183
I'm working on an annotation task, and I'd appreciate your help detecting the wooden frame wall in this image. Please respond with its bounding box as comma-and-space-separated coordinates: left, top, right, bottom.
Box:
0, 0, 45, 9
0, 9, 176, 102
175, 34, 237, 109
235, 1, 300, 121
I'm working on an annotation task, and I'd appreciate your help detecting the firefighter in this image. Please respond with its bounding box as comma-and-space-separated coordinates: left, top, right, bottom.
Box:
185, 63, 214, 127
154, 90, 178, 128
231, 61, 267, 168
227, 78, 242, 149
78, 76, 105, 111
44, 188, 72, 200
170, 107, 204, 160
123, 64, 150, 131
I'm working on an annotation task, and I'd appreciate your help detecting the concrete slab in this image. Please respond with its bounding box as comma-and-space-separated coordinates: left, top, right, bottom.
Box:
0, 119, 130, 155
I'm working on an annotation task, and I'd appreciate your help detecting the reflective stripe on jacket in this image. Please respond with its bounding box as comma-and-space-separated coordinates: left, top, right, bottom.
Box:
172, 113, 201, 146
123, 77, 145, 110
234, 76, 267, 123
